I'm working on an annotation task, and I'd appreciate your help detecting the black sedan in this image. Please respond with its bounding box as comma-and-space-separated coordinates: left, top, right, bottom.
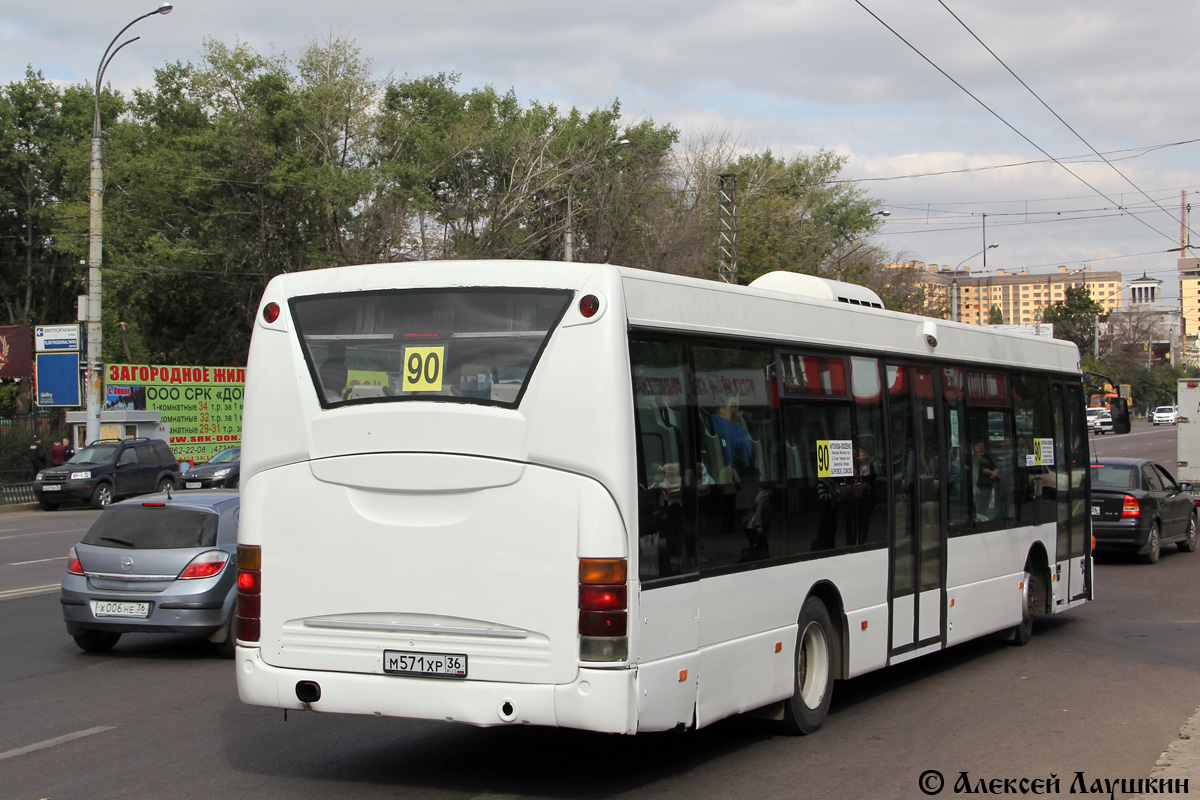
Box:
1090, 457, 1198, 563
181, 446, 240, 489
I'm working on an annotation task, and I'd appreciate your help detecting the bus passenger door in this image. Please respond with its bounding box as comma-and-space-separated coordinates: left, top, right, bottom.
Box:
887, 364, 946, 659
1052, 381, 1091, 604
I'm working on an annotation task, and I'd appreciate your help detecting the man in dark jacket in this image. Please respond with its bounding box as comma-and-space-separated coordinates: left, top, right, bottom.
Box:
28, 436, 47, 475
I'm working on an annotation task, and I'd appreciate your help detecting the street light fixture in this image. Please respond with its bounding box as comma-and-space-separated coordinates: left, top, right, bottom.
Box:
950, 243, 999, 323
85, 3, 172, 446
954, 242, 999, 270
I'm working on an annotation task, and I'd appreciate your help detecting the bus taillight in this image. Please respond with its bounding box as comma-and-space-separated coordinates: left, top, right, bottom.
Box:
578, 557, 628, 662
237, 544, 262, 643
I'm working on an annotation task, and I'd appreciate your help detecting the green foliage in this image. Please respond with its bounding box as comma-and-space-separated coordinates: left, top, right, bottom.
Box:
2, 36, 883, 367
730, 150, 882, 284
987, 305, 1004, 325
1041, 286, 1103, 354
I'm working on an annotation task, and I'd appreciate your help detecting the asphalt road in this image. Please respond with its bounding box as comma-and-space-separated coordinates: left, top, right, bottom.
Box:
1, 422, 1196, 799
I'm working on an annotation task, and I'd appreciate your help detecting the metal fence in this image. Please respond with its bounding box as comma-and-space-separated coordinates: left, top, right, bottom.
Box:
0, 412, 69, 484
0, 482, 34, 504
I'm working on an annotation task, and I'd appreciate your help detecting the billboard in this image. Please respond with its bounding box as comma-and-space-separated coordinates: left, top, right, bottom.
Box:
106, 364, 244, 463
35, 352, 82, 406
0, 325, 33, 378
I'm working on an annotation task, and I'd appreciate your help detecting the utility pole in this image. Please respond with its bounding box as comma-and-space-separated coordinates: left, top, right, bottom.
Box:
717, 174, 737, 283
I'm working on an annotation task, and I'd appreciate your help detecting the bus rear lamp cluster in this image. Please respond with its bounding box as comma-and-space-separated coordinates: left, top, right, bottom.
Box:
578, 558, 627, 662
237, 544, 262, 643
262, 302, 280, 323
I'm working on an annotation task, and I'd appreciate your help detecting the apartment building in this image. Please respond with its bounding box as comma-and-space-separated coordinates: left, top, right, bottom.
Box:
892, 263, 1124, 325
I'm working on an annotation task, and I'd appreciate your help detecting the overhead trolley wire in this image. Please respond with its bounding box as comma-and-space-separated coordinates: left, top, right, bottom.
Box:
850, 0, 1183, 249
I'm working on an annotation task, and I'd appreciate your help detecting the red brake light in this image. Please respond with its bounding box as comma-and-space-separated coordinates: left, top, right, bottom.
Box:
67, 549, 83, 576
1121, 494, 1141, 518
142, 502, 166, 508
237, 570, 261, 593
580, 585, 627, 610
262, 302, 280, 323
178, 551, 230, 579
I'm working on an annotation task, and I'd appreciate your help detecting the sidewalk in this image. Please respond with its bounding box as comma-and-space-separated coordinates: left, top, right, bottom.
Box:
1134, 704, 1200, 797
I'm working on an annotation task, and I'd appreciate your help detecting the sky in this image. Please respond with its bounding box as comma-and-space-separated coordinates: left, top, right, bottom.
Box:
4, 0, 1199, 301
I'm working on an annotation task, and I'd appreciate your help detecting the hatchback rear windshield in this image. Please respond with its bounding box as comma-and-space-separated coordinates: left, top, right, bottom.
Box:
82, 506, 220, 549
291, 288, 572, 408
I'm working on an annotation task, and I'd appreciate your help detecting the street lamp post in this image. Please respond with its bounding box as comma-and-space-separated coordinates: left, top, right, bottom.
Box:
563, 137, 629, 262
85, 3, 173, 446
950, 243, 999, 323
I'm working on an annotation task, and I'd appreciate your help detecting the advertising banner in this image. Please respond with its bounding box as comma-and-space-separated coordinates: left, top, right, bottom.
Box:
106, 364, 245, 463
35, 352, 82, 406
0, 325, 33, 379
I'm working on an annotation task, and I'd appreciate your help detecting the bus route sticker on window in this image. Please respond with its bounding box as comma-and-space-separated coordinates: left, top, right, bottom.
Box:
817, 440, 854, 478
403, 346, 444, 392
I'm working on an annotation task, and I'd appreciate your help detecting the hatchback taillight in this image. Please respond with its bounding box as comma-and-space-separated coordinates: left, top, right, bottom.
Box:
1121, 494, 1141, 518
178, 550, 230, 579
579, 558, 627, 662
67, 548, 83, 576
236, 545, 261, 643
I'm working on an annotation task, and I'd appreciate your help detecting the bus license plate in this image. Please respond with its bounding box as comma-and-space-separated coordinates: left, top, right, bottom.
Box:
383, 650, 467, 678
92, 600, 150, 618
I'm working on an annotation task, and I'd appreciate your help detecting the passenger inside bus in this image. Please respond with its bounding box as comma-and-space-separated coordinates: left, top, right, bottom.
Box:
317, 345, 348, 402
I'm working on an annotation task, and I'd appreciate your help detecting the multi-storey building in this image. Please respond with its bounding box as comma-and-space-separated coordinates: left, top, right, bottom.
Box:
891, 263, 1124, 325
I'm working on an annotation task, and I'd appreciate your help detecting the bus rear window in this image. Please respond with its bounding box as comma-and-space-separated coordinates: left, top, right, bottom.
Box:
291, 288, 573, 408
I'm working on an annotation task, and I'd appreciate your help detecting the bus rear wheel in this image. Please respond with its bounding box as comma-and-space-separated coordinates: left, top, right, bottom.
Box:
781, 596, 835, 735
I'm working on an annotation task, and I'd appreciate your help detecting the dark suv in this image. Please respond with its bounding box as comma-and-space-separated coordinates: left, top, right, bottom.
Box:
34, 438, 182, 511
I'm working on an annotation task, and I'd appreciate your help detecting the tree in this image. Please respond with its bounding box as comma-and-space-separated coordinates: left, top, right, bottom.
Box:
730, 149, 883, 285
0, 68, 91, 327
988, 305, 1004, 325
1041, 287, 1103, 354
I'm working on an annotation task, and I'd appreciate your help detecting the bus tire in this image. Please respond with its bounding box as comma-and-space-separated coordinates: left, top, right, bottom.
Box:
1010, 561, 1049, 647
781, 596, 835, 735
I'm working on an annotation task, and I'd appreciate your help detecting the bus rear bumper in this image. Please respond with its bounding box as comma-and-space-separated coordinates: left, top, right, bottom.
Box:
236, 646, 638, 734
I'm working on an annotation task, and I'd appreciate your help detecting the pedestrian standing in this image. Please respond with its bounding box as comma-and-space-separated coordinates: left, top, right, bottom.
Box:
28, 436, 47, 475
50, 438, 67, 466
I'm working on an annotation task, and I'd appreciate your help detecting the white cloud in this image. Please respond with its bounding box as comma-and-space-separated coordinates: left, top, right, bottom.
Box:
3, 0, 1199, 296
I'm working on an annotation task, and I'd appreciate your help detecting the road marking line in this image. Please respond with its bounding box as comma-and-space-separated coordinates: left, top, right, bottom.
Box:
0, 726, 117, 761
0, 584, 60, 601
0, 528, 90, 541
8, 557, 67, 566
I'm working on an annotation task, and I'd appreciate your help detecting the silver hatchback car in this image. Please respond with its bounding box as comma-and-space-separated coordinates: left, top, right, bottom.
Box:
61, 490, 239, 656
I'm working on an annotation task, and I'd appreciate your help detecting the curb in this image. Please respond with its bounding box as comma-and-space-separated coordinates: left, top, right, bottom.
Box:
0, 503, 38, 515
1132, 704, 1200, 798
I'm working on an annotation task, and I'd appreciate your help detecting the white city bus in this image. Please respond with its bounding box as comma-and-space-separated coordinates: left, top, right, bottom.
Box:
235, 260, 1090, 735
